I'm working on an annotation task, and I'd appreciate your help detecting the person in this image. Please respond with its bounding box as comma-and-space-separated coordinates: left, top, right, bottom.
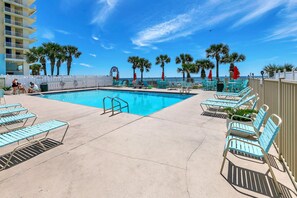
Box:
12, 79, 18, 95
17, 83, 26, 94
28, 82, 39, 93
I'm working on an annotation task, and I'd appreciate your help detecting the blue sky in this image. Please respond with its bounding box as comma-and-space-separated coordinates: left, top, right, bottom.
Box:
33, 0, 297, 78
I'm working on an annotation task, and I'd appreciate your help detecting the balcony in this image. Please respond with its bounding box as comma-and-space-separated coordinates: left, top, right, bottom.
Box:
5, 54, 25, 61
5, 42, 28, 49
4, 18, 36, 31
5, 30, 27, 38
4, 6, 36, 20
4, 0, 36, 12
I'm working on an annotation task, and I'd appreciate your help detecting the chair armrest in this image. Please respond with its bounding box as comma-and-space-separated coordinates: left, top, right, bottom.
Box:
231, 114, 253, 121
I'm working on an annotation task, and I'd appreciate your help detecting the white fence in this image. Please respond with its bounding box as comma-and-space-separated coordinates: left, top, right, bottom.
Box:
273, 70, 297, 81
4, 75, 113, 91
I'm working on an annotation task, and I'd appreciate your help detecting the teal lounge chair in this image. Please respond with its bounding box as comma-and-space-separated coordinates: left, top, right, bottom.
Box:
200, 94, 258, 114
0, 107, 28, 117
0, 120, 69, 170
227, 104, 269, 137
0, 113, 37, 131
0, 103, 22, 109
207, 88, 252, 104
220, 114, 282, 194
214, 87, 251, 99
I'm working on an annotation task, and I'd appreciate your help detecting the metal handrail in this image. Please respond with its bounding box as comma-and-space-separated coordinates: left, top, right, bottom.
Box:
113, 97, 129, 113
102, 96, 113, 114
102, 96, 129, 116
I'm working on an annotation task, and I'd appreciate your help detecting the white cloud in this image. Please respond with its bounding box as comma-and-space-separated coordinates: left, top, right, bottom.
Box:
89, 53, 97, 57
42, 30, 55, 40
92, 35, 100, 41
131, 1, 296, 48
122, 50, 131, 54
80, 63, 93, 68
232, 0, 283, 28
55, 29, 70, 35
101, 43, 114, 50
91, 0, 119, 25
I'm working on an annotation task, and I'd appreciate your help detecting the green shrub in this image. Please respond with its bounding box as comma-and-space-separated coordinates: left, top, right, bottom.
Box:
224, 108, 258, 121
2, 86, 12, 91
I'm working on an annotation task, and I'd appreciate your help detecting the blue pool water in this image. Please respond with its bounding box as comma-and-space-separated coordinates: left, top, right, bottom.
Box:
39, 90, 193, 116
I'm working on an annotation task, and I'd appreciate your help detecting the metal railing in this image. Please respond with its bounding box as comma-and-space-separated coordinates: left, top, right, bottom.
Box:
4, 6, 34, 18
4, 18, 35, 29
5, 42, 26, 48
249, 78, 297, 188
102, 96, 129, 116
5, 54, 25, 60
5, 30, 24, 37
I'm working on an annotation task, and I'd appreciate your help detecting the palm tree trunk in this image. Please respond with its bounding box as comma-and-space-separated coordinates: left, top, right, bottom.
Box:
187, 72, 191, 82
141, 71, 143, 82
216, 59, 219, 80
42, 63, 47, 75
67, 61, 71, 75
57, 67, 60, 76
51, 62, 55, 76
182, 72, 185, 81
133, 68, 135, 78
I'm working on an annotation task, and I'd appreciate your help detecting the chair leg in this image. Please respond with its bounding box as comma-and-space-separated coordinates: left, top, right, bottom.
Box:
220, 149, 228, 174
262, 153, 282, 194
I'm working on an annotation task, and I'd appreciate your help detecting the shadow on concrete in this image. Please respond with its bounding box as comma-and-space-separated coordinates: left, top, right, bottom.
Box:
0, 139, 62, 170
223, 160, 296, 198
201, 111, 228, 119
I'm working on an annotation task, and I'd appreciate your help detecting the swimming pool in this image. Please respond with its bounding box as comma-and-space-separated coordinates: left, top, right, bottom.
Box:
39, 89, 193, 116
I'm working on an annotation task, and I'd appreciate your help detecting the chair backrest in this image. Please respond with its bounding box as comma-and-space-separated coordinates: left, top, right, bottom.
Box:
235, 94, 256, 107
259, 114, 282, 153
253, 104, 269, 130
239, 86, 250, 95
238, 89, 252, 102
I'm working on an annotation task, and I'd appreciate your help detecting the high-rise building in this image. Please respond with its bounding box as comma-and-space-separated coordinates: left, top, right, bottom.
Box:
0, 0, 36, 75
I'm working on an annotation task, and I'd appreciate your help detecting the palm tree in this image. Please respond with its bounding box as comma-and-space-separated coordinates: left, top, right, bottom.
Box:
43, 42, 61, 75
175, 54, 194, 81
29, 64, 43, 75
156, 54, 171, 80
263, 64, 278, 78
283, 63, 295, 72
206, 43, 229, 80
64, 45, 82, 75
128, 56, 140, 79
56, 46, 66, 76
195, 59, 215, 79
221, 52, 246, 79
137, 58, 151, 82
26, 46, 47, 75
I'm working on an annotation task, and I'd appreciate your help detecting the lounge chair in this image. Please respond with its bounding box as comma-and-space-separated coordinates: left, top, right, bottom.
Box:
214, 86, 251, 99
220, 114, 282, 194
0, 107, 28, 117
0, 120, 69, 170
0, 113, 37, 131
227, 104, 269, 137
180, 82, 192, 93
207, 88, 252, 104
142, 81, 149, 89
200, 94, 258, 114
0, 103, 22, 109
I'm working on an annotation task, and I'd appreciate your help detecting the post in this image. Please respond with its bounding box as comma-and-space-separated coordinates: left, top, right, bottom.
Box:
278, 77, 284, 161
283, 69, 286, 79
293, 70, 295, 81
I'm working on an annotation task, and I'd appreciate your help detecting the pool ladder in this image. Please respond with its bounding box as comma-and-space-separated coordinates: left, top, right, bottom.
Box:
102, 96, 130, 116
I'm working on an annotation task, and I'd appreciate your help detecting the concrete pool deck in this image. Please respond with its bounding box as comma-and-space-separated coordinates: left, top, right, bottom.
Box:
0, 88, 296, 198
